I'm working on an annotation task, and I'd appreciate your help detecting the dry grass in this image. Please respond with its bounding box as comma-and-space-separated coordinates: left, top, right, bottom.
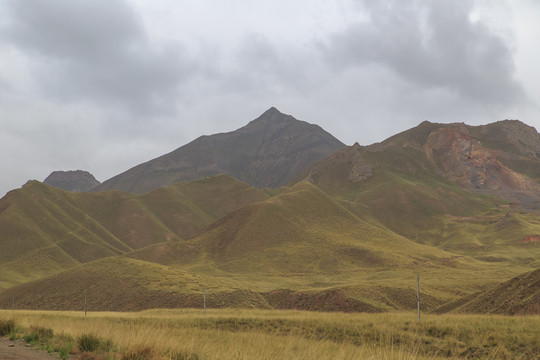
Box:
2, 309, 539, 360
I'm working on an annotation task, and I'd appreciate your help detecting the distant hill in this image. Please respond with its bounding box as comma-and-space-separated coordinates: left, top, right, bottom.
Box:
43, 170, 100, 192
93, 107, 345, 193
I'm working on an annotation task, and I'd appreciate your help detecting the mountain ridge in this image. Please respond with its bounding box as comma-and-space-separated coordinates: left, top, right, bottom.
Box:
92, 107, 346, 193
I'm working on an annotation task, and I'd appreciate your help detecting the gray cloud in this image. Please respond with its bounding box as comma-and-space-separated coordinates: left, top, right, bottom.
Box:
2, 0, 195, 115
324, 0, 525, 106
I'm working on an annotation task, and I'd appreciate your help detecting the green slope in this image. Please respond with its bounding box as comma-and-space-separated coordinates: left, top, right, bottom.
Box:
1, 177, 535, 312
299, 143, 503, 243
440, 268, 540, 315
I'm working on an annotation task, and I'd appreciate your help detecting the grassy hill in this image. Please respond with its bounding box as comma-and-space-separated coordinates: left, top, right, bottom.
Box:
439, 268, 540, 315
2, 170, 538, 313
0, 176, 266, 290
298, 142, 503, 242
7, 180, 535, 313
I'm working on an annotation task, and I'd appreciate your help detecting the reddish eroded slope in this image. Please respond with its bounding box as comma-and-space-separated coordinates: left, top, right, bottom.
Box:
519, 235, 540, 244
424, 125, 537, 191
300, 119, 540, 210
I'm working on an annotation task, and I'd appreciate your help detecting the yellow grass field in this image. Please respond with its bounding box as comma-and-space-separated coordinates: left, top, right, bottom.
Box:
1, 309, 539, 359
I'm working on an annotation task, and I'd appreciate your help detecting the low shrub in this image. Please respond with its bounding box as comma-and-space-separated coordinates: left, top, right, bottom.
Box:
23, 332, 40, 345
0, 319, 15, 337
31, 326, 54, 339
77, 333, 102, 352
52, 334, 76, 360
23, 326, 54, 345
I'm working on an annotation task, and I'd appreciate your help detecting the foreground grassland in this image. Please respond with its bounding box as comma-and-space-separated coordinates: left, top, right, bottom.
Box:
1, 309, 539, 359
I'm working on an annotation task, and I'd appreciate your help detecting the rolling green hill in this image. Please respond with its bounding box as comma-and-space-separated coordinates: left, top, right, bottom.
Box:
296, 123, 540, 276
297, 141, 504, 243
0, 175, 266, 290
5, 180, 533, 313
440, 268, 540, 315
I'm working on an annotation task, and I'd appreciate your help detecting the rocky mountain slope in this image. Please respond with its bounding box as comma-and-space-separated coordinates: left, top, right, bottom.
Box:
300, 119, 540, 210
93, 107, 345, 193
43, 170, 100, 192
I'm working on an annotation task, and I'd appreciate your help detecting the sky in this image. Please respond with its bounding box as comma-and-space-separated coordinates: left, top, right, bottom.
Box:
1, 0, 539, 196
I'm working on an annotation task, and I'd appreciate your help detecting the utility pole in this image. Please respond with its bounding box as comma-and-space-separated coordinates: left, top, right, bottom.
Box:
417, 274, 420, 322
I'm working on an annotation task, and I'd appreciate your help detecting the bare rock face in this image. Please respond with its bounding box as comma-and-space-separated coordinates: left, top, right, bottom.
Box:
44, 170, 101, 192
424, 126, 537, 191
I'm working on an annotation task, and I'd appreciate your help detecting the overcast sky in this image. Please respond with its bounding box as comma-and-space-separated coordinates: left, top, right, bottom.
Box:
1, 0, 539, 196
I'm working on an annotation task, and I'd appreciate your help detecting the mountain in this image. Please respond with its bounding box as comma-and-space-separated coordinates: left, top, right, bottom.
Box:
92, 107, 345, 193
43, 170, 101, 192
295, 120, 540, 245
381, 120, 540, 208
3, 114, 540, 313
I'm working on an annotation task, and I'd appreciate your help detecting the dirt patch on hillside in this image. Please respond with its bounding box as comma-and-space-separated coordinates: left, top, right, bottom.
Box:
519, 235, 540, 244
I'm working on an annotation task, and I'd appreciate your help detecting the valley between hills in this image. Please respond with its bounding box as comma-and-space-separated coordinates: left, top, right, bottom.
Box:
1, 108, 540, 316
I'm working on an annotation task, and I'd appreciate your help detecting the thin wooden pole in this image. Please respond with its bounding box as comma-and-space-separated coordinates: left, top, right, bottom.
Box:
12, 295, 14, 319
203, 286, 206, 319
417, 274, 420, 322
84, 290, 87, 318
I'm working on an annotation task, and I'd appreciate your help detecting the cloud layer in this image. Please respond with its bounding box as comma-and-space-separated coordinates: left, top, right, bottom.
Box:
3, 0, 194, 115
326, 1, 525, 105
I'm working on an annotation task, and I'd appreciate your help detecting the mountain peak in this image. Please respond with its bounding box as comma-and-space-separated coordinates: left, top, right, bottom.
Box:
248, 107, 293, 125
44, 170, 101, 192
265, 106, 281, 114
93, 109, 345, 193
